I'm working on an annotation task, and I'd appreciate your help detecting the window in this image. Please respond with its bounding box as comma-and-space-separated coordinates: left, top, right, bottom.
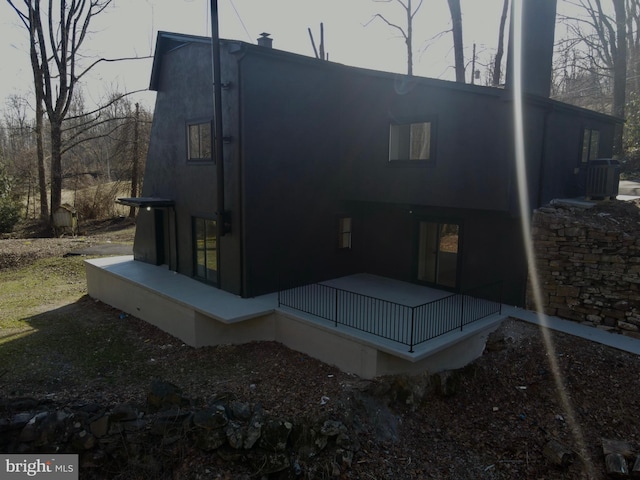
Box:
338, 217, 352, 249
389, 121, 433, 162
187, 121, 212, 162
581, 128, 600, 163
193, 217, 217, 283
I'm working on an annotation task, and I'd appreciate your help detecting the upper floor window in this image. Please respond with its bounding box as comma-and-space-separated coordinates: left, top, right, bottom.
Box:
389, 121, 434, 162
187, 121, 212, 162
581, 128, 600, 163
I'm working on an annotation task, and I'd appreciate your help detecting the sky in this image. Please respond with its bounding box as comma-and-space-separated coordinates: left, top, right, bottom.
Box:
0, 0, 525, 114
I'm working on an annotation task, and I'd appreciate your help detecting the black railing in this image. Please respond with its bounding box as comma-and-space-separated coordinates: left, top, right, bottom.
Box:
278, 280, 502, 352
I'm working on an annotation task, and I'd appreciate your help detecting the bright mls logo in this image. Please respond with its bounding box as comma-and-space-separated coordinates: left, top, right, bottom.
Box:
2, 455, 78, 479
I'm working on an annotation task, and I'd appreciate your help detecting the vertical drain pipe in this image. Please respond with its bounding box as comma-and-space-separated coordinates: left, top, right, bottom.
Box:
210, 0, 226, 286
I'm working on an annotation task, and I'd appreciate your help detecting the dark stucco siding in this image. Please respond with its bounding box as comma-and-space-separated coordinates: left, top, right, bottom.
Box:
135, 41, 243, 294
336, 75, 512, 212
137, 33, 619, 303
238, 53, 352, 296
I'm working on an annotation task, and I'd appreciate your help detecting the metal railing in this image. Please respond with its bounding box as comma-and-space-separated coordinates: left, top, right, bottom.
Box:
278, 279, 502, 352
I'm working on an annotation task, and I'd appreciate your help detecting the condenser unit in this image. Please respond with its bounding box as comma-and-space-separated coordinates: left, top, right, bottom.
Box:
585, 159, 620, 200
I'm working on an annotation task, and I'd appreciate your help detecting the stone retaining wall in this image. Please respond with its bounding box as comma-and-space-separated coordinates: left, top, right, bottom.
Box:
529, 200, 640, 338
0, 380, 358, 479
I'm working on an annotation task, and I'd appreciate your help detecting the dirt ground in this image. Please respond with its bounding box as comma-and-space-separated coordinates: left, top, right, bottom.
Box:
1, 217, 640, 479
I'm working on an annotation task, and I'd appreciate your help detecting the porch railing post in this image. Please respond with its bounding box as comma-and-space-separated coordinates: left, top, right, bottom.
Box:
334, 287, 338, 327
460, 293, 465, 331
409, 307, 415, 353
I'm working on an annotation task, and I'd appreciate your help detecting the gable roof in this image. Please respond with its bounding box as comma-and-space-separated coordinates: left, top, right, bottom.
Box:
148, 31, 621, 125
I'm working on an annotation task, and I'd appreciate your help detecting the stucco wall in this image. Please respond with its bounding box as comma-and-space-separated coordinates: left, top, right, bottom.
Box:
529, 201, 640, 337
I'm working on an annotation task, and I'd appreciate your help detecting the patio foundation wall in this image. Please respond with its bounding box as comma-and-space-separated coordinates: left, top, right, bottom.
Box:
85, 260, 198, 345
86, 259, 500, 379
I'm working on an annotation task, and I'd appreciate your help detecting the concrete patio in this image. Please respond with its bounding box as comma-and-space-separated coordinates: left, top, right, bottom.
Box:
85, 257, 506, 379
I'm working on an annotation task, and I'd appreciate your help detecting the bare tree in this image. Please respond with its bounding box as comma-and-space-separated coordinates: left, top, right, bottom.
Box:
6, 0, 149, 227
558, 0, 627, 153
365, 0, 425, 76
492, 0, 510, 86
447, 0, 465, 82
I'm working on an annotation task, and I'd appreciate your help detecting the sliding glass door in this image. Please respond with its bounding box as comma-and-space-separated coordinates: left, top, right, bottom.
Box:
417, 221, 460, 289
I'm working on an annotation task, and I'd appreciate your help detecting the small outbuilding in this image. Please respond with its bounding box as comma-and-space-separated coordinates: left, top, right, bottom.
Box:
53, 203, 78, 236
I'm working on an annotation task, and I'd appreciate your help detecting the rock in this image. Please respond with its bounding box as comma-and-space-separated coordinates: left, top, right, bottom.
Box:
225, 420, 245, 449
18, 411, 48, 442
632, 455, 640, 477
89, 414, 109, 438
290, 422, 326, 457
147, 380, 185, 411
602, 438, 635, 459
336, 432, 354, 449
216, 446, 244, 462
244, 413, 263, 449
120, 419, 148, 433
0, 412, 33, 432
249, 451, 289, 475
320, 420, 345, 437
150, 409, 192, 436
111, 403, 138, 422
229, 400, 252, 420
605, 453, 629, 477
193, 406, 228, 430
195, 427, 227, 451
335, 448, 354, 468
72, 430, 96, 450
258, 419, 292, 452
542, 439, 574, 467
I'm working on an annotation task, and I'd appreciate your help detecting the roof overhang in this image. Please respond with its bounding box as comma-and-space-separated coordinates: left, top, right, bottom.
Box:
117, 197, 175, 208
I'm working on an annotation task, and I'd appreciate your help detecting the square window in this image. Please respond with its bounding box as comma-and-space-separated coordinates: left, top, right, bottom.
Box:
389, 121, 433, 161
188, 122, 212, 162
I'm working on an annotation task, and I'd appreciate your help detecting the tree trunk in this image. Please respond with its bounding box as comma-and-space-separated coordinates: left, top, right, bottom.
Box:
447, 0, 465, 82
129, 103, 140, 218
493, 0, 510, 86
406, 0, 413, 76
35, 97, 48, 220
613, 0, 627, 156
49, 120, 63, 221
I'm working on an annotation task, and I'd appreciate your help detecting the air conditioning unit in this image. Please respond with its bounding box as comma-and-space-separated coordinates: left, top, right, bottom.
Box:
585, 159, 620, 200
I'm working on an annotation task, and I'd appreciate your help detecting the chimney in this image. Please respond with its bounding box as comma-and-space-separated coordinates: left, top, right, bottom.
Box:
257, 32, 273, 48
505, 0, 557, 97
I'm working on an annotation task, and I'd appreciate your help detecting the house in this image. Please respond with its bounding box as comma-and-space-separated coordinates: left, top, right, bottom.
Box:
92, 0, 620, 377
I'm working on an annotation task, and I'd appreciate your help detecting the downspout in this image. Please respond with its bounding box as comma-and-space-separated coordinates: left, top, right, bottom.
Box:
210, 0, 228, 287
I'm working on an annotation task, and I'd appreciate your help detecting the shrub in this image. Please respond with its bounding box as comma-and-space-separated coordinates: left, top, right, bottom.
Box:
74, 182, 123, 220
0, 199, 22, 233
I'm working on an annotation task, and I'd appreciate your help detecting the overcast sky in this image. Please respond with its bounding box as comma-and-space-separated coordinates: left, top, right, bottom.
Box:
0, 0, 564, 113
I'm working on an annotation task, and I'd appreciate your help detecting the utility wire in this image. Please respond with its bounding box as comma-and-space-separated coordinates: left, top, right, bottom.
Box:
227, 0, 253, 42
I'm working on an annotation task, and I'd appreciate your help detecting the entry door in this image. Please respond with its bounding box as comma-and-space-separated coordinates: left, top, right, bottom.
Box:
417, 221, 460, 289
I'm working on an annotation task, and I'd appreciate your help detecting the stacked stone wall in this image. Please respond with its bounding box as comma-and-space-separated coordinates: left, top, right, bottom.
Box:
530, 201, 640, 338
